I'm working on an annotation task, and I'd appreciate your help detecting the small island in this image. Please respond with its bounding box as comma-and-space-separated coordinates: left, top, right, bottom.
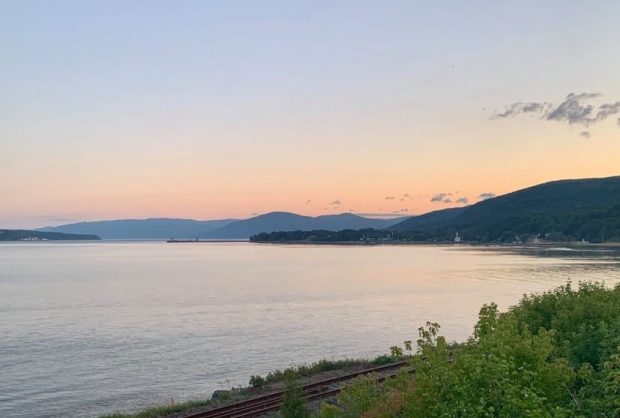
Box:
0, 229, 101, 241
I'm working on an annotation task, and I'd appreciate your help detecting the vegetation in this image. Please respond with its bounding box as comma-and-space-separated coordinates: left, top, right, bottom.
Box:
319, 281, 620, 417
282, 378, 312, 418
101, 281, 619, 418
248, 356, 400, 387
250, 228, 396, 243
100, 398, 212, 418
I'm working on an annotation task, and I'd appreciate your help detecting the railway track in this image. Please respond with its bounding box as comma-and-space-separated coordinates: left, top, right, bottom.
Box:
184, 361, 410, 418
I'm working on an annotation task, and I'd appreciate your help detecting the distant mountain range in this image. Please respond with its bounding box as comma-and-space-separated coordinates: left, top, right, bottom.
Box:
37, 218, 236, 240
34, 176, 620, 242
390, 175, 620, 242
205, 212, 407, 239
0, 229, 100, 241
37, 213, 407, 240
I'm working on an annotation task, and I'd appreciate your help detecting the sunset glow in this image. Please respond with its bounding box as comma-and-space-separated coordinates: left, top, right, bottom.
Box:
2, 1, 619, 228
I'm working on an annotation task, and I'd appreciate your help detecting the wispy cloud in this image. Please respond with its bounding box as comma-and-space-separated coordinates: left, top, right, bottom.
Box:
385, 196, 395, 200
493, 92, 620, 136
593, 101, 620, 121
546, 92, 601, 125
328, 199, 342, 206
430, 193, 454, 203
478, 192, 496, 200
305, 199, 312, 204
492, 102, 549, 118
580, 131, 591, 139
456, 197, 469, 204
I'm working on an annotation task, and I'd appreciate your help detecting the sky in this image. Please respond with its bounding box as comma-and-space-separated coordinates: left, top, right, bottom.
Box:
2, 0, 620, 228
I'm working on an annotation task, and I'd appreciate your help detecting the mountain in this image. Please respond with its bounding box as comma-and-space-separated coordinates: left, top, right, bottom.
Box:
388, 207, 466, 230
205, 212, 409, 239
37, 218, 236, 240
0, 230, 100, 241
391, 176, 620, 242
36, 213, 408, 240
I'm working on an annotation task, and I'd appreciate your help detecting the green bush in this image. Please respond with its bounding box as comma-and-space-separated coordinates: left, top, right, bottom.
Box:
320, 281, 620, 418
249, 375, 265, 387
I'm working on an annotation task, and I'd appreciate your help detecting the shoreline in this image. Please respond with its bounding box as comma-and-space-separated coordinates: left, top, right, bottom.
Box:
249, 240, 620, 250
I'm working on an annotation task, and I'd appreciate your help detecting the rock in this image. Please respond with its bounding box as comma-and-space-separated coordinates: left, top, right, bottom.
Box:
211, 389, 230, 401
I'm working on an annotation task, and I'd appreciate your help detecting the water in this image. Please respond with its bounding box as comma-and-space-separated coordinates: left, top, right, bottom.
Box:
1, 242, 619, 417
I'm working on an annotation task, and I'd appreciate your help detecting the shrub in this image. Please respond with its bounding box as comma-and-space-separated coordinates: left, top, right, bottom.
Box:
320, 281, 620, 418
281, 378, 311, 418
248, 375, 265, 387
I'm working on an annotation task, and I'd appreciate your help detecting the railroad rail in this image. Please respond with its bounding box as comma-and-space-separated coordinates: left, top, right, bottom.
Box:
184, 361, 410, 418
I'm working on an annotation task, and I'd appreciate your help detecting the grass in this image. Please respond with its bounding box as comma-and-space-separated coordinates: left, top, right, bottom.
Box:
100, 398, 212, 418
250, 354, 401, 387
101, 354, 403, 417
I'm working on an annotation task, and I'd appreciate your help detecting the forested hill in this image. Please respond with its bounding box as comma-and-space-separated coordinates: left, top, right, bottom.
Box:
0, 230, 100, 241
391, 176, 620, 242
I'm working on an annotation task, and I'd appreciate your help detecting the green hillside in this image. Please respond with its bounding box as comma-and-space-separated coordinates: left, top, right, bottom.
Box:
391, 176, 620, 242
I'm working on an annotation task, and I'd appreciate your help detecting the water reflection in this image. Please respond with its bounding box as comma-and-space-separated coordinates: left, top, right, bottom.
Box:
0, 243, 618, 417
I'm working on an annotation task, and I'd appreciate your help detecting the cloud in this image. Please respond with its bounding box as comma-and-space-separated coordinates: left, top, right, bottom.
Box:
546, 92, 600, 125
478, 192, 496, 200
385, 196, 395, 200
328, 199, 342, 206
393, 208, 409, 213
431, 193, 455, 204
305, 199, 312, 204
493, 92, 620, 136
580, 131, 591, 139
492, 102, 548, 118
431, 193, 448, 202
399, 193, 413, 202
456, 197, 469, 204
595, 101, 620, 121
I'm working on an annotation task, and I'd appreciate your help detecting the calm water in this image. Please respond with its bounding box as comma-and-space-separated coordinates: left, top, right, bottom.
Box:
1, 242, 619, 418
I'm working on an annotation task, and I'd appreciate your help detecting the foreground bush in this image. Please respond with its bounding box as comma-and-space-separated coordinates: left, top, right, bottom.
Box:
322, 281, 620, 418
